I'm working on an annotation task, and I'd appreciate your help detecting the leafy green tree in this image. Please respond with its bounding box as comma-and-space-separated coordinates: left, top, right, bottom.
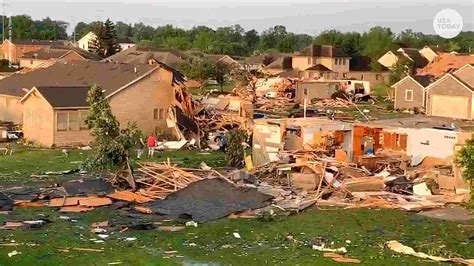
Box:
90, 19, 120, 57
115, 21, 133, 40
389, 57, 414, 85
456, 136, 474, 182
361, 26, 396, 60
84, 85, 141, 170
180, 57, 216, 93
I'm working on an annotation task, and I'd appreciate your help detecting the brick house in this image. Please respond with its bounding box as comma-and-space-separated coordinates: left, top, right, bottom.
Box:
392, 75, 432, 110
18, 61, 193, 147
0, 39, 72, 63
0, 60, 190, 127
425, 64, 474, 120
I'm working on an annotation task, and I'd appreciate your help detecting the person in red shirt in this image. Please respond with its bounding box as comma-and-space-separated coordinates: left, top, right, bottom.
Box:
146, 133, 157, 157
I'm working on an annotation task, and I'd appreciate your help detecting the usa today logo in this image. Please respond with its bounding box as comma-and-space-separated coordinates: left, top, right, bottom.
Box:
433, 9, 463, 39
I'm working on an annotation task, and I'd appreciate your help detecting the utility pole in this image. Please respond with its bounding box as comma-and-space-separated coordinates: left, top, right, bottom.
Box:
1, 1, 7, 43
8, 13, 11, 67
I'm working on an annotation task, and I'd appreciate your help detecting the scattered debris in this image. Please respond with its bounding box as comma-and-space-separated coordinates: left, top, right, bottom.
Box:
386, 240, 474, 265
7, 250, 21, 258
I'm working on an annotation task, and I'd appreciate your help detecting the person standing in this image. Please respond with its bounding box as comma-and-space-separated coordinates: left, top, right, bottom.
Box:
146, 133, 157, 157
136, 136, 145, 159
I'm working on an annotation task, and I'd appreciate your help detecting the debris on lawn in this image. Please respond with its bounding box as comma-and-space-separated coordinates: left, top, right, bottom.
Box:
7, 250, 21, 258
386, 240, 474, 265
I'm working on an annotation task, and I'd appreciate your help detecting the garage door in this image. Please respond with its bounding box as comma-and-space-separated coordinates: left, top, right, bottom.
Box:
431, 94, 469, 119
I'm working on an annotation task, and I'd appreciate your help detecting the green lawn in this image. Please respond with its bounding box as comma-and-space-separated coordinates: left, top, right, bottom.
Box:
0, 147, 473, 265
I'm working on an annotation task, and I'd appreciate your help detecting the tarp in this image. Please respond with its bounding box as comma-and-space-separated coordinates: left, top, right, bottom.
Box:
146, 178, 273, 222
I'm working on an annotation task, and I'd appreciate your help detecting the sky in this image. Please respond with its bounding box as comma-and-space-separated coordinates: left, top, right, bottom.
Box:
5, 0, 474, 35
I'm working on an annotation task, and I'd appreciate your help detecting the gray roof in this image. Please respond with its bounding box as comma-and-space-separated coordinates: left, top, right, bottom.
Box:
103, 46, 190, 68
35, 86, 90, 108
0, 60, 156, 97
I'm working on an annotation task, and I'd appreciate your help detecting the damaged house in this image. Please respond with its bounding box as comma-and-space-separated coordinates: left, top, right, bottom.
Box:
0, 60, 195, 147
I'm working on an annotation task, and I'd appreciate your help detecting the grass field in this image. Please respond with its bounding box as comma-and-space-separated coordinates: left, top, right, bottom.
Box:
0, 147, 473, 265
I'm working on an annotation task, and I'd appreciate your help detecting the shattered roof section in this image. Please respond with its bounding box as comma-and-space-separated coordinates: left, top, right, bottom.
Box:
265, 56, 293, 70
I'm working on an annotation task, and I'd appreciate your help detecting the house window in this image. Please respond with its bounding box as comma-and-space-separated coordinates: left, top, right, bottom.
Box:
304, 88, 308, 95
68, 112, 79, 131
30, 60, 34, 64
153, 108, 158, 120
405, 89, 414, 102
343, 73, 348, 78
334, 72, 339, 78
376, 74, 381, 81
57, 113, 68, 131
334, 59, 338, 65
79, 111, 89, 130
159, 109, 165, 120
56, 111, 84, 132
361, 74, 364, 80
307, 57, 311, 65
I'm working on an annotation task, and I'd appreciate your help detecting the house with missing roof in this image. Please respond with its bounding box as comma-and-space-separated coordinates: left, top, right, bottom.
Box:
377, 47, 440, 71
18, 46, 101, 69
0, 39, 72, 63
0, 60, 194, 146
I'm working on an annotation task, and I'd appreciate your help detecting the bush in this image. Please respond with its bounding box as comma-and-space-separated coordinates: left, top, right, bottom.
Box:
456, 136, 474, 182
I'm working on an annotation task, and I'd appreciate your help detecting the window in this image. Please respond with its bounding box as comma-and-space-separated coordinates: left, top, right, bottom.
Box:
360, 74, 365, 80
68, 112, 79, 131
57, 113, 68, 131
153, 108, 159, 120
376, 74, 381, 81
79, 111, 89, 130
307, 57, 311, 65
334, 72, 339, 78
57, 111, 86, 132
334, 59, 338, 65
304, 88, 308, 95
343, 73, 348, 78
159, 109, 165, 119
30, 60, 34, 64
405, 89, 413, 101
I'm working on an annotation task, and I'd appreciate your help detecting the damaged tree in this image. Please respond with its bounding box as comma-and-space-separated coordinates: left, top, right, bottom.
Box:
226, 129, 247, 168
84, 85, 141, 170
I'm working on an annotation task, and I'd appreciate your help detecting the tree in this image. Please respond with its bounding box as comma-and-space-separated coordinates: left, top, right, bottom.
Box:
215, 62, 231, 91
180, 57, 216, 94
225, 129, 247, 168
84, 85, 141, 170
361, 27, 396, 60
389, 57, 414, 85
456, 136, 474, 182
90, 19, 121, 57
115, 21, 133, 40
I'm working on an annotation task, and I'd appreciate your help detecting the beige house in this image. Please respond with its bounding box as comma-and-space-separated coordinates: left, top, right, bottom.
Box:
77, 31, 98, 52
378, 47, 435, 70
19, 62, 192, 147
0, 60, 184, 126
425, 64, 474, 120
292, 44, 350, 76
392, 75, 432, 110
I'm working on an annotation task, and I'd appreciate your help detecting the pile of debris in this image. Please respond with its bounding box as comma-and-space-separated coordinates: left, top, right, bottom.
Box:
238, 151, 470, 214
312, 98, 352, 109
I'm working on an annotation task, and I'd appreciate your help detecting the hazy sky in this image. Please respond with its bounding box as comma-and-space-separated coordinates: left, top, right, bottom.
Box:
6, 0, 474, 35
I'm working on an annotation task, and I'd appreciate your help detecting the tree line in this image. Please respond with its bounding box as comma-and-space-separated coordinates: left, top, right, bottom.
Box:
1, 14, 473, 59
